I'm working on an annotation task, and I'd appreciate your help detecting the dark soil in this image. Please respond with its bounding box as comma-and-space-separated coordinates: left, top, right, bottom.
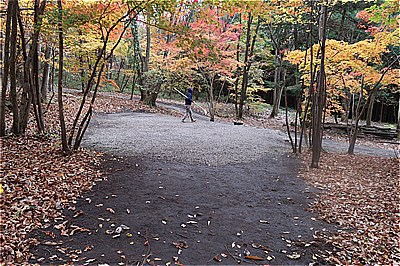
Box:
30, 152, 337, 265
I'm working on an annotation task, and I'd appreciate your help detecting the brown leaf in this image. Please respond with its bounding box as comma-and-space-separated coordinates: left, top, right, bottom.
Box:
213, 254, 222, 262
245, 255, 264, 261
172, 240, 189, 249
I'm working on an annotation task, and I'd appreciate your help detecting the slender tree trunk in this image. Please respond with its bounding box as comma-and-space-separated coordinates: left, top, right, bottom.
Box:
17, 5, 32, 134
80, 55, 85, 92
348, 79, 364, 155
74, 63, 105, 150
0, 9, 3, 90
283, 70, 295, 153
208, 75, 215, 122
337, 7, 346, 40
0, 1, 13, 136
41, 45, 51, 102
130, 75, 136, 100
10, 0, 20, 135
140, 24, 151, 102
299, 1, 314, 154
234, 14, 241, 118
311, 4, 328, 168
270, 52, 283, 118
397, 96, 400, 138
292, 66, 300, 151
238, 13, 252, 119
115, 59, 125, 85
379, 102, 384, 123
120, 73, 129, 92
144, 25, 150, 73
29, 0, 47, 134
348, 56, 399, 153
366, 92, 375, 126
57, 0, 69, 154
68, 5, 138, 149
238, 14, 259, 119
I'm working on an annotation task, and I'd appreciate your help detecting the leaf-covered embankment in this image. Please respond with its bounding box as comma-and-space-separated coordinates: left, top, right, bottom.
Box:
299, 153, 400, 264
0, 92, 179, 264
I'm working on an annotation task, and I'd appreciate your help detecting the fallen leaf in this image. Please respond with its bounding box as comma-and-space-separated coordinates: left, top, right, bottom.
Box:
213, 254, 222, 262
287, 253, 301, 259
172, 240, 189, 249
42, 241, 63, 246
83, 245, 93, 252
245, 255, 264, 261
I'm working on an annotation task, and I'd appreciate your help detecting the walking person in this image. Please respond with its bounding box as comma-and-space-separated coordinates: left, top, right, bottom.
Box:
182, 88, 196, 122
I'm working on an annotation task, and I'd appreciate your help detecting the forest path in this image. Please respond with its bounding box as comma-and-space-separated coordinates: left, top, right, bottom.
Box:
29, 111, 391, 265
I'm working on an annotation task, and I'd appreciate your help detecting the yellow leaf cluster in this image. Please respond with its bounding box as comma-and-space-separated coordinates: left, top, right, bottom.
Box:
286, 28, 399, 98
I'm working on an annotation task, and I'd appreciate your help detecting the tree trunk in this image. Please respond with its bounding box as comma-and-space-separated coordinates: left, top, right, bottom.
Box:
270, 52, 283, 118
144, 24, 150, 73
337, 7, 346, 40
68, 5, 137, 150
283, 70, 295, 153
115, 59, 125, 85
238, 13, 252, 119
397, 96, 400, 138
348, 56, 400, 152
10, 0, 20, 135
140, 24, 151, 101
366, 92, 375, 126
299, 1, 314, 154
17, 5, 32, 134
57, 0, 69, 154
130, 75, 136, 100
40, 45, 51, 102
142, 91, 158, 106
348, 79, 364, 154
234, 13, 241, 118
311, 4, 328, 168
80, 55, 85, 92
208, 75, 216, 122
29, 0, 47, 135
0, 0, 13, 136
238, 13, 259, 119
379, 101, 384, 123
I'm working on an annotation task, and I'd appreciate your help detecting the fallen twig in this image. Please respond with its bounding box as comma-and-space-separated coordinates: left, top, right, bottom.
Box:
224, 244, 244, 264
138, 230, 152, 266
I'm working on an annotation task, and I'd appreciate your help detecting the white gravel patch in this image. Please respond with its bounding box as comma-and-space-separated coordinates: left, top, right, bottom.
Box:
82, 112, 290, 166
83, 112, 396, 165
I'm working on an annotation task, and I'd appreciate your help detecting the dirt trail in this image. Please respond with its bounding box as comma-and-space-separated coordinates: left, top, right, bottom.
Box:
30, 112, 342, 265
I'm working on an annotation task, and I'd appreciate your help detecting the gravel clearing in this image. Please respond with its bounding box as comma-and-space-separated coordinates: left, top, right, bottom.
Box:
83, 112, 290, 166
83, 111, 395, 165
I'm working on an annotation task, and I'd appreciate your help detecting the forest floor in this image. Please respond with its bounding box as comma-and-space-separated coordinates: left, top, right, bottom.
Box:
1, 89, 399, 265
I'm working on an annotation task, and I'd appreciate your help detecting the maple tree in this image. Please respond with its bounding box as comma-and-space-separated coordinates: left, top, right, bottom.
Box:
159, 5, 240, 121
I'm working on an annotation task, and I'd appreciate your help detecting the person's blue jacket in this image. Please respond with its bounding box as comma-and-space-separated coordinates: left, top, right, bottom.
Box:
185, 88, 193, 105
